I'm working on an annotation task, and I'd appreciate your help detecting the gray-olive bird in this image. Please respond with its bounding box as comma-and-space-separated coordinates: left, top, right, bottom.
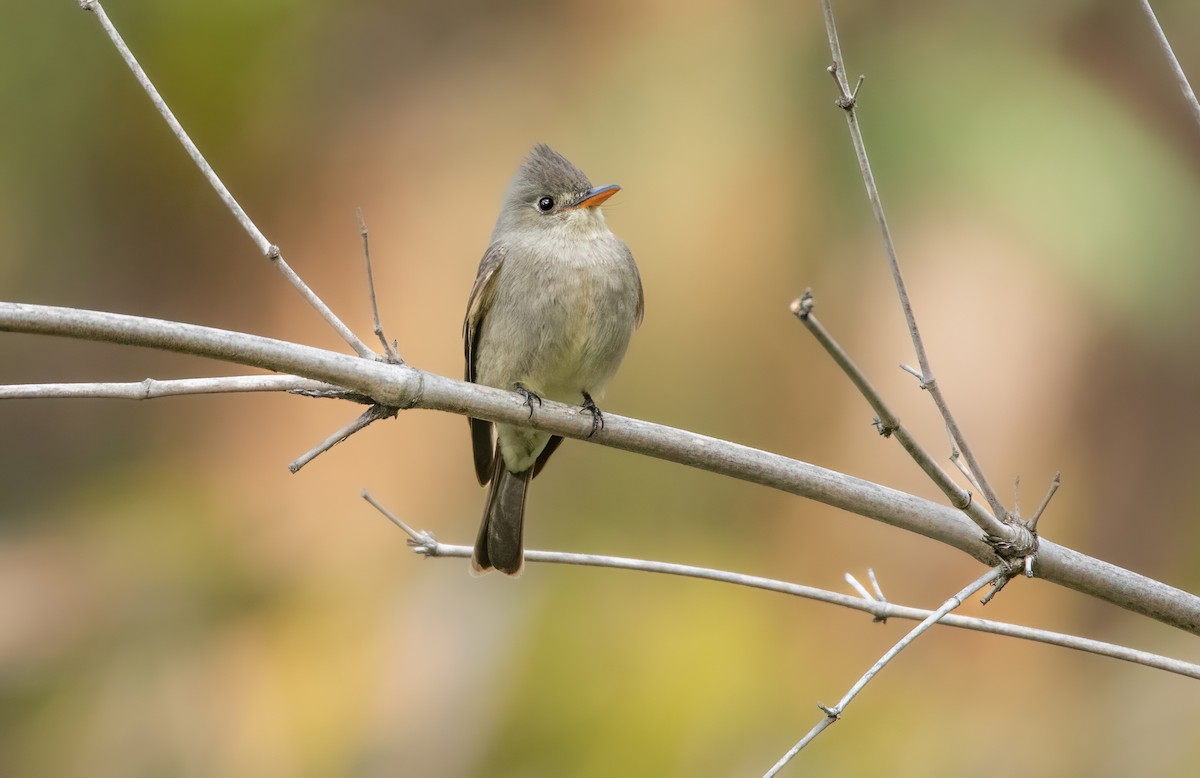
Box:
463, 144, 643, 575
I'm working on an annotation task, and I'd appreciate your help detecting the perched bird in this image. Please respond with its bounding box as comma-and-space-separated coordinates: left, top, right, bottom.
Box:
463, 144, 643, 575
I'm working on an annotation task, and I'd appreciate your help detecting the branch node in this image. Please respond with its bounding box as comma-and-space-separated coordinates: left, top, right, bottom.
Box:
846, 570, 889, 622
406, 532, 439, 556
826, 63, 864, 110
817, 703, 841, 720
898, 363, 926, 386
362, 490, 438, 554
789, 289, 815, 320
870, 415, 897, 438
981, 530, 1039, 604
79, 0, 96, 10
266, 244, 282, 262
986, 521, 1039, 566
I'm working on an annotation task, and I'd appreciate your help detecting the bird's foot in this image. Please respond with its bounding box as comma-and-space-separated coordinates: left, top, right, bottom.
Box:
514, 383, 542, 419
581, 391, 604, 438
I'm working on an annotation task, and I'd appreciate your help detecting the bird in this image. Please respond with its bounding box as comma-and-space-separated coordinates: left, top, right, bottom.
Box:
463, 144, 643, 576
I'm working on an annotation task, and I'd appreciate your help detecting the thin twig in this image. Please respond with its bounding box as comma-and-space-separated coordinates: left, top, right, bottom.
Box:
791, 294, 1009, 539
949, 447, 982, 492
763, 568, 1004, 775
980, 569, 1015, 606
5, 302, 1200, 635
1027, 471, 1062, 533
819, 0, 1008, 522
289, 403, 399, 473
357, 208, 403, 363
78, 0, 376, 359
0, 375, 335, 400
363, 489, 436, 547
1136, 0, 1200, 130
361, 500, 1200, 680
867, 568, 885, 603
844, 572, 873, 602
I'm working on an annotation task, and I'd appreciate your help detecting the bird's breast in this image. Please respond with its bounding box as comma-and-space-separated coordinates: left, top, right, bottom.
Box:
482, 231, 640, 402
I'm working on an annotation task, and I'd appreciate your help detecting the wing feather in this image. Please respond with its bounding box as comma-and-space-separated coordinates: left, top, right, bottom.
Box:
464, 243, 508, 485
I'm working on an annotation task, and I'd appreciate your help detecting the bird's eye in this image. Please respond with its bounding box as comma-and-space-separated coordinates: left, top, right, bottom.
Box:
537, 196, 555, 212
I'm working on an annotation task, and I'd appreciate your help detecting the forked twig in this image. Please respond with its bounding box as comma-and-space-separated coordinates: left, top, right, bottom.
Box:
791, 293, 1009, 540
78, 0, 376, 359
819, 0, 1009, 524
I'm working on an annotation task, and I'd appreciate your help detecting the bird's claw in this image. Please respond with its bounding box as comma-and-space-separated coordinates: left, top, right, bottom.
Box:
581, 391, 604, 438
514, 383, 542, 419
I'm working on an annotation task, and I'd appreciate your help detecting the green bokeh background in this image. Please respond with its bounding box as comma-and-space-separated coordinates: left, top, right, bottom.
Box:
3, 2, 1200, 776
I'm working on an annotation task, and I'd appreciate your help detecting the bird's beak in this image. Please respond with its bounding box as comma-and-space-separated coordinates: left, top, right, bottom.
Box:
575, 184, 620, 209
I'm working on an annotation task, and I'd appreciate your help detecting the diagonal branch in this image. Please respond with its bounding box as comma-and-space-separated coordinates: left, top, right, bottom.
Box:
1137, 0, 1200, 130
819, 0, 1008, 522
792, 293, 1011, 541
2, 301, 1198, 635
77, 0, 376, 359
764, 567, 1004, 775
288, 402, 398, 473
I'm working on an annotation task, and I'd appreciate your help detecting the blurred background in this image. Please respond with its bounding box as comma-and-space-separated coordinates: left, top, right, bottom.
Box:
3, 1, 1200, 775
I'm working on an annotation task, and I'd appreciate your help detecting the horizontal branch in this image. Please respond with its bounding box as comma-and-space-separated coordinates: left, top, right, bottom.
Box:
397, 540, 1200, 681
0, 375, 336, 400
365, 490, 1199, 680
3, 301, 1199, 635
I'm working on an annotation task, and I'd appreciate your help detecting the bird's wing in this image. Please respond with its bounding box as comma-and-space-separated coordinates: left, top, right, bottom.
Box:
624, 242, 644, 327
464, 242, 507, 485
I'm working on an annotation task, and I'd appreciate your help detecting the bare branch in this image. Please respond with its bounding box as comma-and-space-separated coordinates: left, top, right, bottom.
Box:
362, 502, 1200, 680
820, 0, 1008, 521
1137, 0, 1200, 130
791, 293, 1010, 540
0, 374, 335, 400
867, 568, 885, 603
357, 209, 403, 364
288, 403, 398, 473
764, 568, 1004, 774
844, 571, 873, 603
77, 0, 376, 359
1027, 472, 1061, 533
3, 301, 1199, 634
949, 446, 982, 492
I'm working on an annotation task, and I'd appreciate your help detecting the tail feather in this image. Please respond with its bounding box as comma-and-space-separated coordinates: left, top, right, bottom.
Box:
471, 448, 530, 576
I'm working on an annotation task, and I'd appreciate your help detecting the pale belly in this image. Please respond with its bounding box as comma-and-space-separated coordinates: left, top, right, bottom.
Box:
473, 235, 641, 472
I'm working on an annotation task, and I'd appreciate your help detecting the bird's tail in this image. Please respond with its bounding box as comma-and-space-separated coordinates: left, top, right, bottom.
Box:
471, 451, 530, 576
